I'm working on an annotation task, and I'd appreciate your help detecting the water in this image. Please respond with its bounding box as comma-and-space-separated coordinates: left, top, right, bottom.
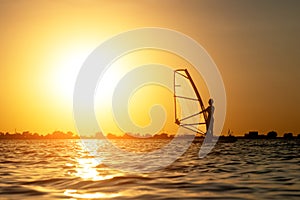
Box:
0, 139, 299, 199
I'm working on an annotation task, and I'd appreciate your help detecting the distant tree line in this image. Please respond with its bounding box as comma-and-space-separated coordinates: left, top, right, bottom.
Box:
1, 130, 300, 140
106, 132, 174, 139
0, 131, 179, 140
0, 131, 79, 139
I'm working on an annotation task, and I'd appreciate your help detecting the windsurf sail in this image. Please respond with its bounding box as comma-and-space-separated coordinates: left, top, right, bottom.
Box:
173, 69, 208, 135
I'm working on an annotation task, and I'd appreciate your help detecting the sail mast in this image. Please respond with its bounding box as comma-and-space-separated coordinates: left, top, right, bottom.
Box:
183, 69, 208, 130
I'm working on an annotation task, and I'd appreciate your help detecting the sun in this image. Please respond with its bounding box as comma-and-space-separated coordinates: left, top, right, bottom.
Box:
55, 52, 87, 97
49, 44, 94, 105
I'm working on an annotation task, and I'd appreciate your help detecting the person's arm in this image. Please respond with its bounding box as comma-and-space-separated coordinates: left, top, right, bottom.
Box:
199, 107, 208, 114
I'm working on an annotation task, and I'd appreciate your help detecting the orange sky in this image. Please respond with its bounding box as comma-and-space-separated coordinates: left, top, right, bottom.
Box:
0, 0, 299, 136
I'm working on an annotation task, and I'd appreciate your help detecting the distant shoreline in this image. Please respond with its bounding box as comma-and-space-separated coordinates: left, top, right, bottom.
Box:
0, 132, 299, 140
1, 130, 299, 140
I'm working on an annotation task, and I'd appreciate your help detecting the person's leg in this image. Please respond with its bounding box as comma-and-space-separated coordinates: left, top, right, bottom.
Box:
206, 127, 213, 142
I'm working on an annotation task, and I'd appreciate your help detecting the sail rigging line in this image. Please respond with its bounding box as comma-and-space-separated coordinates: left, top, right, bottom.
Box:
179, 111, 201, 122
174, 96, 199, 101
173, 69, 208, 135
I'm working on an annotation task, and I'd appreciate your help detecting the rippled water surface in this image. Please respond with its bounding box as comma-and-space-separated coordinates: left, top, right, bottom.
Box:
0, 139, 299, 199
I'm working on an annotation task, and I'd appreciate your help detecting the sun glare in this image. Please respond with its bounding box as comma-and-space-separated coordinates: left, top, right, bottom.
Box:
50, 45, 93, 104
93, 49, 196, 136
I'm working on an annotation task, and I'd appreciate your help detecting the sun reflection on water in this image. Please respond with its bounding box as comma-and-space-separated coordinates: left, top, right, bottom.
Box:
64, 189, 120, 199
74, 157, 115, 181
63, 141, 122, 199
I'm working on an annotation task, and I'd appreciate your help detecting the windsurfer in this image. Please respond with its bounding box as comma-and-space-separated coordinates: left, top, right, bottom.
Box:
200, 98, 215, 140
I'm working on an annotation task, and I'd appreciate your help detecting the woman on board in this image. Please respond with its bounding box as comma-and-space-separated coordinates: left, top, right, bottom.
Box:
200, 98, 215, 140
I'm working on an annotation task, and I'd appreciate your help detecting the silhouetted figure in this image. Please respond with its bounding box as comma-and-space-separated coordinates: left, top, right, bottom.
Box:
200, 98, 215, 141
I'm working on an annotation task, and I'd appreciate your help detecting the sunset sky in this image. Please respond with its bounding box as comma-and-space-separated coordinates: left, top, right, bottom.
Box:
0, 0, 299, 136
